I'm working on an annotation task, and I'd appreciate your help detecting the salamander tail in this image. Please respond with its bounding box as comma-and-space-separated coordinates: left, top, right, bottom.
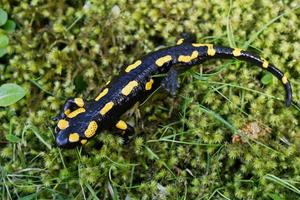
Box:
201, 45, 292, 106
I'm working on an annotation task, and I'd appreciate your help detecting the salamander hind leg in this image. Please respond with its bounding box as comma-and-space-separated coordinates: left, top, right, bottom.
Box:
115, 120, 135, 144
161, 68, 180, 95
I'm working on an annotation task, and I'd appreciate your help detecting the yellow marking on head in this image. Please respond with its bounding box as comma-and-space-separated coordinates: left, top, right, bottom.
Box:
100, 101, 114, 115
106, 80, 111, 85
282, 75, 288, 84
232, 48, 242, 57
116, 120, 127, 130
121, 80, 139, 96
64, 109, 71, 115
74, 97, 84, 107
57, 119, 69, 130
81, 139, 88, 145
84, 121, 98, 138
176, 38, 184, 45
95, 88, 109, 101
261, 58, 269, 68
178, 51, 199, 63
67, 108, 86, 118
69, 133, 80, 142
145, 79, 154, 90
155, 55, 172, 67
125, 60, 142, 73
191, 43, 216, 56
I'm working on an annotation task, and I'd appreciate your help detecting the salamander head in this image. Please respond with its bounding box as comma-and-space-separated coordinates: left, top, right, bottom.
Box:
54, 98, 100, 148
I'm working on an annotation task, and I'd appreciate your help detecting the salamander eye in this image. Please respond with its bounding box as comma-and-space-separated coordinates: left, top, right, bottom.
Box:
54, 97, 85, 121
64, 97, 85, 111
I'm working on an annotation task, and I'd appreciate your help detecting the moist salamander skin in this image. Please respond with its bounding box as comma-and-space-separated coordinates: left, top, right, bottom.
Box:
54, 34, 292, 149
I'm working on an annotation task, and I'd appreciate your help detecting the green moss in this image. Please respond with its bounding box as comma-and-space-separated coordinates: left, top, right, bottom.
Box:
0, 0, 299, 199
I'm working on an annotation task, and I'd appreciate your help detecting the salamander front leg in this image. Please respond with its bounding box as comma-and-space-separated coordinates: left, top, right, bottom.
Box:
115, 120, 135, 143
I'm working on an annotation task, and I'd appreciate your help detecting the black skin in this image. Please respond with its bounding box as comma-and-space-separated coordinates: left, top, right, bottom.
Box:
54, 34, 292, 149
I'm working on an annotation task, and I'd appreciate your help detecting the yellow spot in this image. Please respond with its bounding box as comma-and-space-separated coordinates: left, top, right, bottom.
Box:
192, 43, 216, 56
125, 60, 142, 73
67, 108, 86, 118
95, 88, 109, 101
192, 43, 207, 47
176, 38, 184, 45
116, 120, 127, 130
261, 58, 269, 68
155, 55, 172, 67
100, 102, 114, 115
69, 133, 80, 142
84, 121, 98, 138
74, 97, 84, 107
207, 44, 216, 56
178, 51, 199, 63
145, 79, 154, 90
282, 75, 288, 84
232, 48, 242, 57
64, 109, 71, 115
106, 80, 111, 85
121, 81, 139, 96
57, 119, 69, 130
81, 139, 88, 145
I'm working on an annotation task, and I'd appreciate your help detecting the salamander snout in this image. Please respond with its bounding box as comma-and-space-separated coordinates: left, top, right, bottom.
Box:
54, 97, 99, 148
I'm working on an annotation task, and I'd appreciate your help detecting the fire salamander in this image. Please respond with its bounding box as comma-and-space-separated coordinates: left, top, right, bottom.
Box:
54, 34, 292, 148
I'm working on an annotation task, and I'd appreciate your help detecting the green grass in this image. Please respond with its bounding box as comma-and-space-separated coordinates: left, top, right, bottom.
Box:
1, 1, 300, 199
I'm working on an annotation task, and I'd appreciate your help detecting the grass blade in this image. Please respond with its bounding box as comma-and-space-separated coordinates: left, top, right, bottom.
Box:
226, 0, 236, 47
196, 104, 237, 134
28, 125, 52, 150
265, 174, 300, 195
243, 5, 300, 49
